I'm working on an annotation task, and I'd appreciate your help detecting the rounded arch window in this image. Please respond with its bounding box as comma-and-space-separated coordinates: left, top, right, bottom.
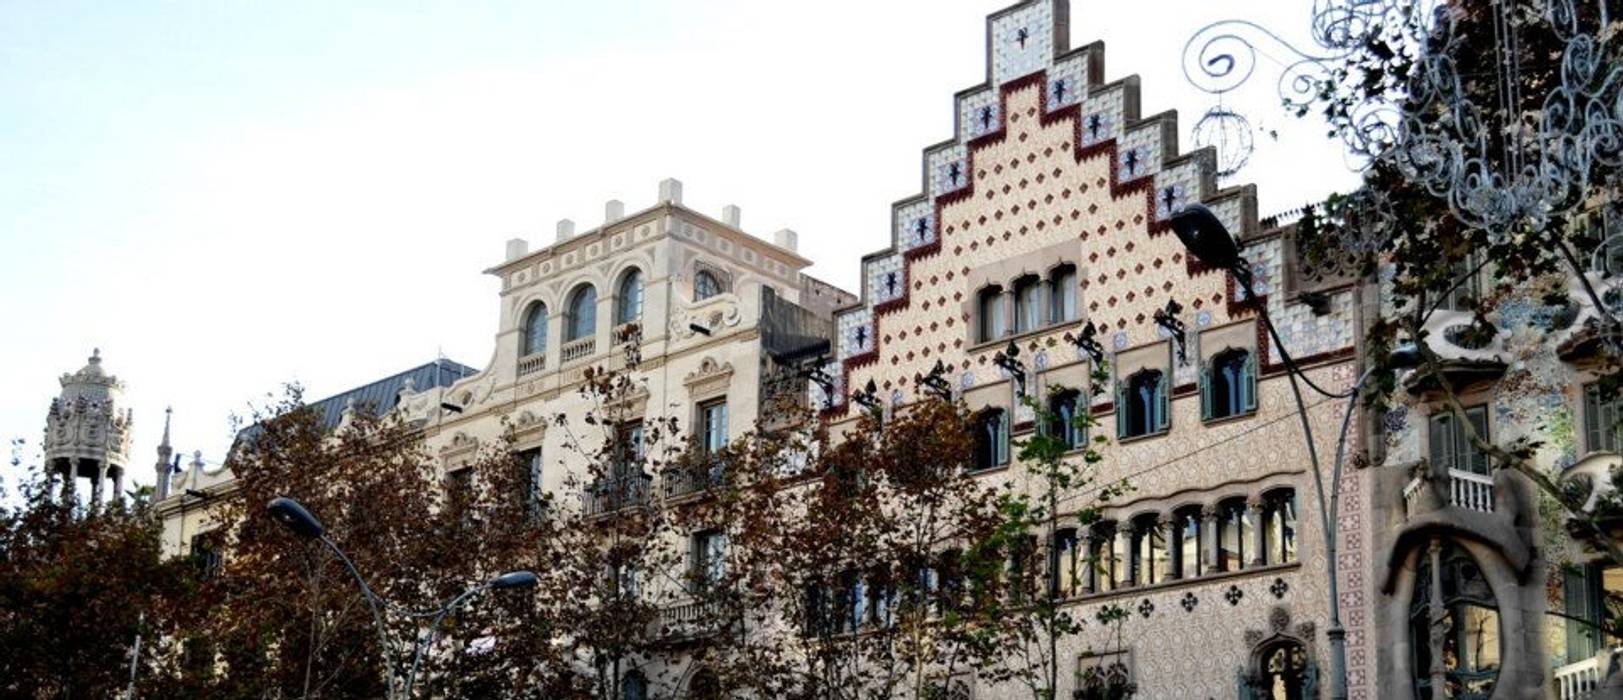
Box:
522, 301, 548, 356
694, 270, 723, 301
565, 284, 597, 342
1409, 540, 1501, 698
616, 268, 644, 325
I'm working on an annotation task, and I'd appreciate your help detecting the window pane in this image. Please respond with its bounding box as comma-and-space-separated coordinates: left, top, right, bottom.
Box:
1050, 267, 1078, 323
1179, 513, 1201, 578
618, 271, 643, 323
1015, 279, 1042, 333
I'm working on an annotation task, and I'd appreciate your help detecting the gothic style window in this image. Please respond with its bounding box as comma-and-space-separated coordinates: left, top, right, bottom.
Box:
1585, 383, 1623, 454
1130, 515, 1168, 586
694, 270, 723, 301
1052, 528, 1080, 598
1049, 264, 1079, 324
1077, 650, 1134, 700
1048, 389, 1086, 450
522, 302, 548, 356
1262, 490, 1298, 565
565, 284, 597, 342
1174, 507, 1202, 579
1116, 369, 1169, 439
190, 532, 223, 580
1217, 498, 1252, 572
1429, 406, 1490, 475
978, 285, 1007, 342
1202, 349, 1256, 421
971, 408, 1010, 471
616, 268, 643, 325
1409, 541, 1501, 699
1014, 275, 1043, 334
1087, 524, 1120, 593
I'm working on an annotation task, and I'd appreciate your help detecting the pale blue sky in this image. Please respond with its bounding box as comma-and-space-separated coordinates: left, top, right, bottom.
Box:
0, 0, 1356, 487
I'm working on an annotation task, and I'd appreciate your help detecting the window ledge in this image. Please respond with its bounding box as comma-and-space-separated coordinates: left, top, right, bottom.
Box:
1064, 560, 1302, 603
967, 319, 1084, 354
1115, 428, 1171, 446
1201, 409, 1258, 428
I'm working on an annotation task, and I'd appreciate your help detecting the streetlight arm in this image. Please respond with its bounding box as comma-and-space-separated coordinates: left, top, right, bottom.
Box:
318, 535, 398, 700
403, 583, 494, 697
1238, 271, 1355, 400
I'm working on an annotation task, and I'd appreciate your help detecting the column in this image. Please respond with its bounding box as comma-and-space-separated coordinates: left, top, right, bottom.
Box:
1201, 505, 1221, 574
1426, 539, 1446, 693
1157, 515, 1177, 581
90, 461, 106, 509
112, 469, 124, 506
1116, 527, 1135, 589
1248, 497, 1268, 568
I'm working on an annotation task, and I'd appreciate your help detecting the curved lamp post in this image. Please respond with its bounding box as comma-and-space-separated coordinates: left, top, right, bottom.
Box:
267, 497, 536, 699
1170, 204, 1420, 700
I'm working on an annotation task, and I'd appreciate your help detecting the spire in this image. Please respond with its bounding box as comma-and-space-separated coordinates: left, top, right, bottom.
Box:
160, 407, 173, 449
155, 407, 174, 500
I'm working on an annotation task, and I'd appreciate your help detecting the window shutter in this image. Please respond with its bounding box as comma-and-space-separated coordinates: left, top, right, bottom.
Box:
1467, 408, 1490, 474
1153, 376, 1170, 432
1199, 360, 1213, 421
1115, 381, 1129, 439
998, 410, 1010, 465
1240, 352, 1257, 412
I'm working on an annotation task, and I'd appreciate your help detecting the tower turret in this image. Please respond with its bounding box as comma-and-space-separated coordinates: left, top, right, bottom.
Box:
43, 349, 133, 508
154, 407, 174, 500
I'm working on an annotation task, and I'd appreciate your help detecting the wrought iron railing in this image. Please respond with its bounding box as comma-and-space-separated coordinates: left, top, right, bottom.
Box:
582, 473, 652, 517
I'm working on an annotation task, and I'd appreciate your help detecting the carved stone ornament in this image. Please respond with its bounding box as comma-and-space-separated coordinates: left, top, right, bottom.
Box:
439, 431, 479, 457
684, 357, 735, 399
671, 296, 743, 341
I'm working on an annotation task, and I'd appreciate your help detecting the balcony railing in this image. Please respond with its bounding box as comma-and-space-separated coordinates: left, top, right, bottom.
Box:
517, 352, 546, 377
583, 473, 652, 517
1554, 649, 1616, 700
663, 464, 725, 500
561, 337, 596, 363
658, 598, 727, 639
1405, 468, 1495, 516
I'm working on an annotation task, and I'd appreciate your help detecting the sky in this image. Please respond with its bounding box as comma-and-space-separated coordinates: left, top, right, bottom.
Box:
0, 0, 1359, 488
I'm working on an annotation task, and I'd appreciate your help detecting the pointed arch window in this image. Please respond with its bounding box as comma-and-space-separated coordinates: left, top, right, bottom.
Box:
1013, 275, 1043, 334
971, 408, 1010, 471
1049, 264, 1079, 324
1202, 348, 1256, 421
978, 286, 1007, 342
622, 671, 648, 700
694, 270, 723, 301
565, 285, 597, 342
616, 269, 644, 325
1116, 369, 1168, 439
522, 302, 548, 356
1086, 523, 1120, 593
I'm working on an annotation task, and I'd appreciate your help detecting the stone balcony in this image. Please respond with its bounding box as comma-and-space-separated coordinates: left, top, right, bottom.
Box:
656, 598, 729, 640
1376, 458, 1539, 595
560, 337, 596, 364
1554, 648, 1619, 700
1403, 467, 1495, 516
516, 352, 546, 378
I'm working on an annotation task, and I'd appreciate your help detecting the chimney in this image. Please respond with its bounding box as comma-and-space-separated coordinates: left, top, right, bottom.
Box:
505, 237, 529, 261
604, 199, 625, 224
658, 178, 684, 205
722, 204, 742, 228
773, 228, 799, 252
555, 219, 576, 243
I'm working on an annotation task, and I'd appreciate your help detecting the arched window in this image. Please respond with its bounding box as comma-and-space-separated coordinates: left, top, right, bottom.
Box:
1052, 528, 1080, 598
971, 408, 1009, 471
522, 302, 548, 356
978, 286, 1006, 342
1173, 506, 1202, 579
1130, 515, 1168, 586
688, 668, 722, 700
616, 269, 643, 325
1259, 640, 1311, 700
1049, 264, 1079, 324
1013, 275, 1043, 334
1216, 498, 1252, 572
1261, 490, 1298, 565
1202, 348, 1256, 420
565, 285, 597, 341
622, 671, 648, 700
1409, 541, 1501, 698
1116, 369, 1168, 439
1086, 524, 1119, 593
694, 270, 723, 301
1048, 389, 1086, 450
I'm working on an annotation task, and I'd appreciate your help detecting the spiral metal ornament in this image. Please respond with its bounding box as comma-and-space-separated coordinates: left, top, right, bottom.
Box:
1192, 106, 1254, 178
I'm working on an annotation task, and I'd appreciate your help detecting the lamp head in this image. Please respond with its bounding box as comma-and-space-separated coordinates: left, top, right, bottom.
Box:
1387, 344, 1423, 371
490, 570, 539, 590
267, 497, 324, 539
1170, 203, 1242, 271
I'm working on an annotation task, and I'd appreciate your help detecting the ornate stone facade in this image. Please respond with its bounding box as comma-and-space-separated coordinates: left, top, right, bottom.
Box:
43, 349, 134, 507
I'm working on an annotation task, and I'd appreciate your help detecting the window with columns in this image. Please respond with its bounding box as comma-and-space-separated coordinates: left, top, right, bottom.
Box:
1131, 515, 1169, 586
977, 285, 1007, 342
1086, 524, 1119, 594
971, 408, 1010, 471
1048, 264, 1079, 324
1173, 506, 1203, 579
1052, 528, 1080, 598
1013, 274, 1043, 334
1261, 489, 1299, 565
1217, 498, 1253, 572
1117, 369, 1169, 439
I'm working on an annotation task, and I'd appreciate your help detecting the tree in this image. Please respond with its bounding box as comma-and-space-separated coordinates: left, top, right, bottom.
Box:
0, 443, 200, 699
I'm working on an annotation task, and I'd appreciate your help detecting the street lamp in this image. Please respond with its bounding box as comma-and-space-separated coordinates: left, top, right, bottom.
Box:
267, 497, 536, 698
1170, 204, 1411, 700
